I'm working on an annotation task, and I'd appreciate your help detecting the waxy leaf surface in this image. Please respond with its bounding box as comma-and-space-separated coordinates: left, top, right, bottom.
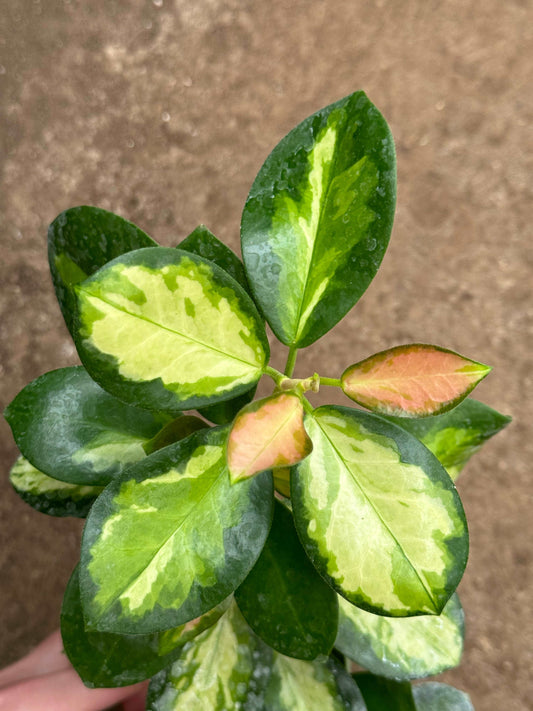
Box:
292, 406, 468, 616
336, 593, 464, 680
241, 91, 396, 348
9, 456, 103, 518
74, 248, 269, 412
61, 566, 230, 688
146, 601, 272, 711
4, 367, 162, 486
80, 426, 273, 633
384, 398, 511, 480
227, 392, 312, 482
235, 500, 338, 660
48, 206, 156, 334
354, 674, 416, 711
341, 344, 490, 417
412, 682, 473, 710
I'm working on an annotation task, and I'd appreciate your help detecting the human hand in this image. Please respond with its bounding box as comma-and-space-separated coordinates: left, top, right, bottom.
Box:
0, 630, 148, 711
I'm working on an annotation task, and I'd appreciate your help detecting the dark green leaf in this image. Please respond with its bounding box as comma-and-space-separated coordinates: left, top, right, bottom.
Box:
354, 674, 416, 711
48, 206, 156, 334
61, 566, 229, 688
4, 367, 163, 486
80, 426, 274, 633
412, 682, 474, 710
241, 91, 396, 348
235, 500, 338, 660
142, 416, 208, 455
197, 385, 258, 425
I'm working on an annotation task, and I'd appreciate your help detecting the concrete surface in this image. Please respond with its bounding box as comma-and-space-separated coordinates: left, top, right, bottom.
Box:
0, 1, 531, 709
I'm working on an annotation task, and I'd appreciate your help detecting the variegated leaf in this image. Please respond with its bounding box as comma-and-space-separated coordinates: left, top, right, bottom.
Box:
264, 655, 366, 711
273, 466, 292, 498
383, 398, 511, 480
80, 426, 273, 633
4, 367, 163, 486
292, 406, 468, 616
241, 91, 396, 348
61, 566, 230, 688
143, 416, 209, 455
341, 344, 491, 417
412, 682, 474, 711
227, 393, 312, 483
9, 456, 103, 518
336, 593, 464, 680
74, 248, 269, 412
235, 500, 338, 660
146, 601, 273, 711
354, 674, 416, 711
48, 206, 156, 334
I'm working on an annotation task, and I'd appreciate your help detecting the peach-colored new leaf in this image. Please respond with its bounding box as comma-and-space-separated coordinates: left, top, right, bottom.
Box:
227, 393, 312, 483
341, 343, 491, 417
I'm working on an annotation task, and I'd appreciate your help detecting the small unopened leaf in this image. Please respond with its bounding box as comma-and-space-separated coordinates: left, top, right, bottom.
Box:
74, 248, 269, 412
4, 367, 162, 486
336, 593, 464, 680
80, 426, 273, 633
146, 601, 272, 711
227, 393, 312, 483
412, 682, 474, 710
142, 416, 208, 455
354, 674, 416, 711
383, 398, 511, 480
273, 466, 292, 497
9, 456, 103, 518
292, 406, 468, 617
342, 344, 490, 417
235, 500, 338, 660
61, 566, 230, 688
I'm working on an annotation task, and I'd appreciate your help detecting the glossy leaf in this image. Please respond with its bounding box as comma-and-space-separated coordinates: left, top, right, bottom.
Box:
341, 344, 491, 417
264, 655, 366, 711
412, 682, 474, 710
273, 466, 292, 497
48, 206, 156, 334
383, 398, 512, 480
227, 393, 313, 483
74, 248, 269, 412
146, 601, 273, 711
4, 367, 162, 486
9, 456, 103, 518
143, 416, 208, 455
235, 500, 338, 660
80, 426, 273, 633
292, 406, 468, 617
354, 674, 416, 711
336, 593, 464, 680
60, 566, 229, 688
241, 91, 396, 348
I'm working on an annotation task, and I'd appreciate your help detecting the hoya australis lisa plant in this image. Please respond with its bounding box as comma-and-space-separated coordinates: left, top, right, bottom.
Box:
5, 91, 510, 710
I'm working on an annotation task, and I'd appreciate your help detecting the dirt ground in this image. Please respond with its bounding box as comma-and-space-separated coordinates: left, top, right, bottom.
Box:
0, 1, 531, 709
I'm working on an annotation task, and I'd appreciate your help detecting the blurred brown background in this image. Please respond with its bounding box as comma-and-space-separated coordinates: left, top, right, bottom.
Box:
0, 1, 531, 709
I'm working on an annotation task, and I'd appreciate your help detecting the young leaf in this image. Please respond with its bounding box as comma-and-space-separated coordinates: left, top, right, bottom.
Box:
291, 406, 468, 617
241, 91, 396, 348
341, 344, 491, 417
9, 456, 103, 518
227, 392, 312, 483
336, 593, 464, 680
48, 206, 156, 334
4, 367, 163, 486
412, 682, 474, 710
383, 398, 512, 480
74, 247, 269, 412
273, 466, 292, 497
354, 674, 416, 711
264, 655, 366, 711
80, 426, 273, 634
235, 500, 338, 660
60, 566, 230, 688
196, 386, 258, 426
142, 415, 208, 455
146, 601, 273, 711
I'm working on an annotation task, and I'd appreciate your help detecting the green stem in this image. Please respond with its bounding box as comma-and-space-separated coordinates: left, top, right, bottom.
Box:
301, 396, 314, 414
319, 376, 342, 388
264, 366, 284, 384
284, 346, 298, 377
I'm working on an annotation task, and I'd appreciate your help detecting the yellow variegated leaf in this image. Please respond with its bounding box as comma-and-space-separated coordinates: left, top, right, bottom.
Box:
227, 393, 313, 483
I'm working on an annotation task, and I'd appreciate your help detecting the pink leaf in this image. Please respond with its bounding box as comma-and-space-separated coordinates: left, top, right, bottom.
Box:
341, 343, 491, 417
227, 393, 312, 483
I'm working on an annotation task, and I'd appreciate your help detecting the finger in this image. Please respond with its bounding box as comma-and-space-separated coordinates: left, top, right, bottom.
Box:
0, 666, 147, 711
0, 630, 69, 689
